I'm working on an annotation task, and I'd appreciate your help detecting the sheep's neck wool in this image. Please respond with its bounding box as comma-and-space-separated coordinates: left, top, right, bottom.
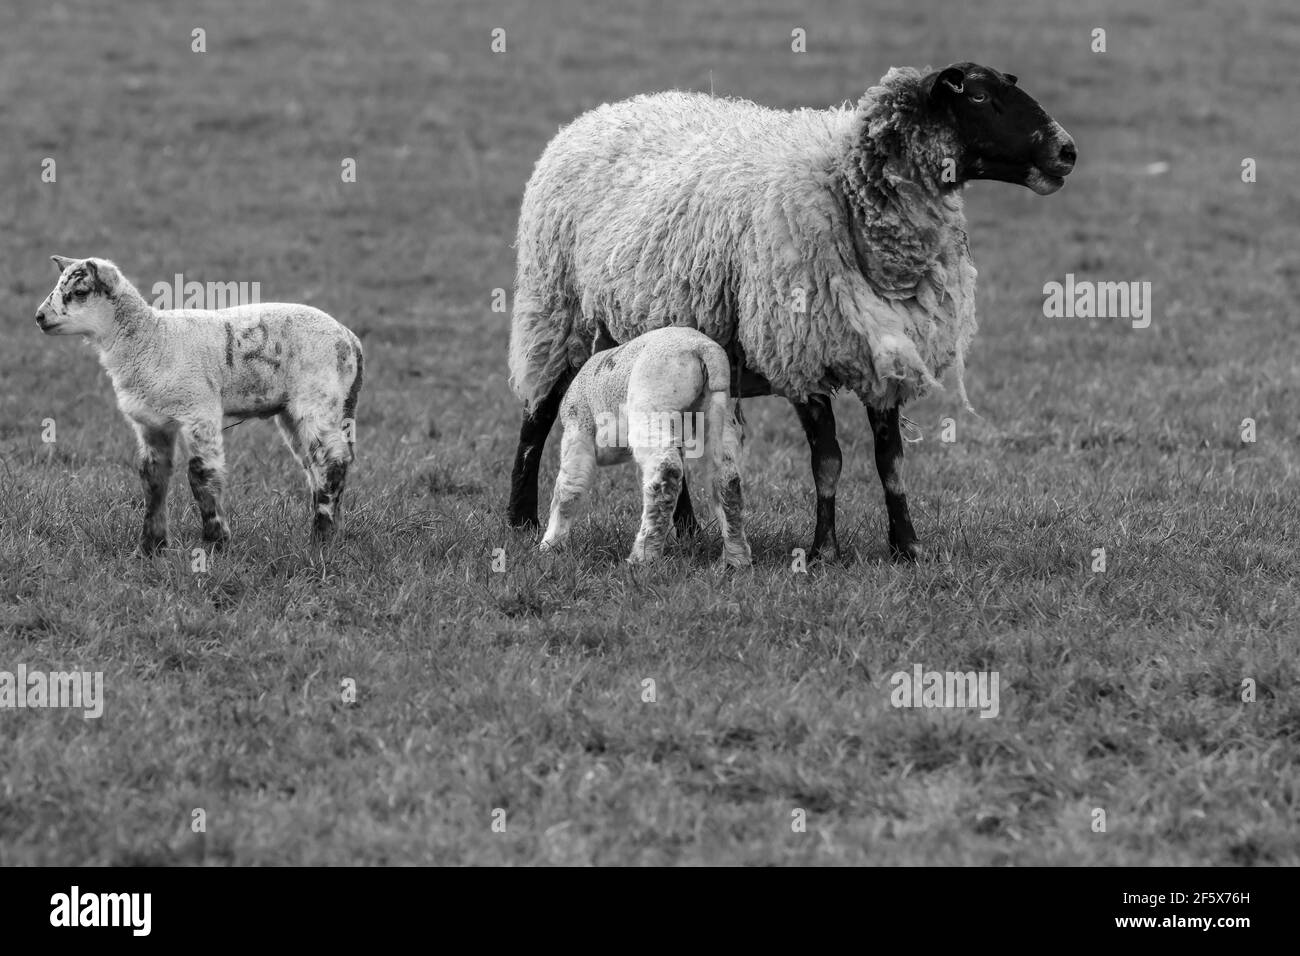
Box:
830, 67, 980, 408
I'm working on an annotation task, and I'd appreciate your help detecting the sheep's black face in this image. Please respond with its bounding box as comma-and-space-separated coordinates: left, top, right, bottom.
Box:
925, 62, 1076, 195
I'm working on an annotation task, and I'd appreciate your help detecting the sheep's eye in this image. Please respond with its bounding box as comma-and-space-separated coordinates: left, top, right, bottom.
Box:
73, 289, 89, 300
970, 91, 988, 104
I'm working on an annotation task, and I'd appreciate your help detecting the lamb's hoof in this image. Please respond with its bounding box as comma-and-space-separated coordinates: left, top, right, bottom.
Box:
311, 521, 335, 544
508, 513, 540, 530
140, 534, 167, 556
715, 555, 752, 571
889, 538, 921, 564
538, 539, 559, 554
626, 551, 660, 566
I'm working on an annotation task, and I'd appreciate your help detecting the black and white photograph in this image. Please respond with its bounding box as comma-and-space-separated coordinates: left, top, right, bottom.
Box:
0, 0, 1291, 912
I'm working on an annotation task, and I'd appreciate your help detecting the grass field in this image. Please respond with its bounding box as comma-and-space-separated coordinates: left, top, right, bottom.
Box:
1, 0, 1297, 865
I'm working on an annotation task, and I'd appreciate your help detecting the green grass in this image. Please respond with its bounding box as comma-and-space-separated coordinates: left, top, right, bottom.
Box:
1, 0, 1297, 864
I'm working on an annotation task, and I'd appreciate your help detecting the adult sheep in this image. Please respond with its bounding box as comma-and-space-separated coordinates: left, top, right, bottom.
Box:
507, 62, 1075, 561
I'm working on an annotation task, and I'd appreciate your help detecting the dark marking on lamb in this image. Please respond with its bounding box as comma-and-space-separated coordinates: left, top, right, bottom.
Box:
85, 260, 113, 297
60, 268, 98, 305
335, 338, 352, 376
312, 459, 349, 540
187, 456, 230, 547
137, 432, 174, 554
239, 320, 281, 370
225, 323, 235, 367
187, 457, 218, 488
720, 474, 744, 526
342, 345, 363, 429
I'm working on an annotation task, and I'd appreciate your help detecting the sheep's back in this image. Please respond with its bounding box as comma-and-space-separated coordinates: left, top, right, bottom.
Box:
520, 93, 851, 347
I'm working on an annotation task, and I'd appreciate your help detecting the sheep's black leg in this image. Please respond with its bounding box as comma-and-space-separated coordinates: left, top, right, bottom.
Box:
791, 395, 841, 560
673, 473, 699, 537
866, 404, 919, 563
507, 370, 572, 529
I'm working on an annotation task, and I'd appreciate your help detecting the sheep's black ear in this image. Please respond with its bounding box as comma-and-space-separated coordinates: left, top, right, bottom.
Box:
924, 65, 967, 102
51, 254, 77, 274
1005, 73, 1018, 86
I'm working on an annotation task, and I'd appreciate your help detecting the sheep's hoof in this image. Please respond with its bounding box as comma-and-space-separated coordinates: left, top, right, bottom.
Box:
140, 534, 167, 556
808, 542, 841, 564
889, 538, 921, 563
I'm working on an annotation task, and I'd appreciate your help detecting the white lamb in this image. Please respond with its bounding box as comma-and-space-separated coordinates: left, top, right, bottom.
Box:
540, 327, 751, 567
35, 256, 363, 553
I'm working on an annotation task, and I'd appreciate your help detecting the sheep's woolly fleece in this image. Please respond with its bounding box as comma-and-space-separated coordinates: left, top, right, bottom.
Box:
509, 66, 979, 412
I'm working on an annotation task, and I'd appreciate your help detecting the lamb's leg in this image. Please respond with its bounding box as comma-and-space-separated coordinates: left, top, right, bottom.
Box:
629, 447, 683, 564
540, 428, 596, 552
183, 418, 232, 548
276, 408, 313, 501
309, 450, 350, 542
134, 424, 176, 555
508, 369, 572, 529
866, 404, 920, 562
298, 414, 351, 542
702, 413, 751, 568
791, 395, 841, 560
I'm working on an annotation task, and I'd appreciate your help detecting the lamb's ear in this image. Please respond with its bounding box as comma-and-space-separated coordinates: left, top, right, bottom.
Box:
923, 66, 966, 102
85, 259, 117, 295
51, 255, 77, 274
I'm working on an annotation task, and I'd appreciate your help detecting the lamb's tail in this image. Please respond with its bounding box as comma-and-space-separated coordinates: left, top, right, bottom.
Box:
699, 344, 736, 473
343, 336, 363, 461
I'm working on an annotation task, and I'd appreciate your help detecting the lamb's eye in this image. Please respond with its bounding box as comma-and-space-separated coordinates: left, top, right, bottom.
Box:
970, 91, 988, 104
74, 289, 89, 300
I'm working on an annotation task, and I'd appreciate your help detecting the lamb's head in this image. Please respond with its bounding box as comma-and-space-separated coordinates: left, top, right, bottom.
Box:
36, 256, 124, 337
922, 62, 1076, 195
